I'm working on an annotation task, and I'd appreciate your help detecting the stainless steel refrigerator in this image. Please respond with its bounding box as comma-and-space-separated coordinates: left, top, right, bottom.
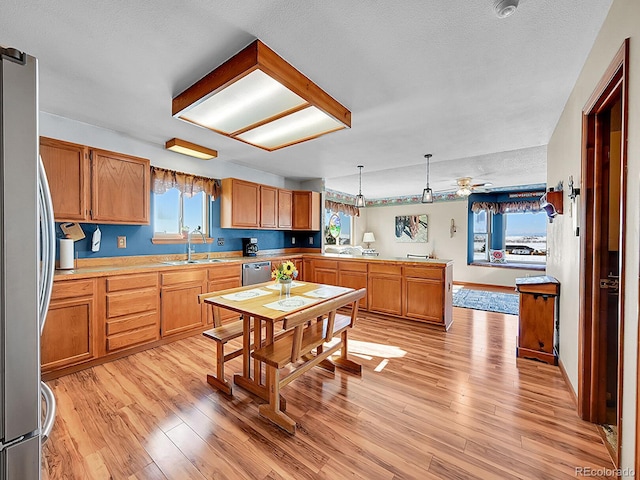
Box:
0, 47, 56, 479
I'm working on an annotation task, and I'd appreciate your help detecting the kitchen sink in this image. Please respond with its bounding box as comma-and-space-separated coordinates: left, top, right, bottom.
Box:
162, 259, 227, 266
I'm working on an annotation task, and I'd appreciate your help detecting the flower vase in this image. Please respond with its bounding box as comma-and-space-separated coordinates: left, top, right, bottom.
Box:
279, 277, 292, 298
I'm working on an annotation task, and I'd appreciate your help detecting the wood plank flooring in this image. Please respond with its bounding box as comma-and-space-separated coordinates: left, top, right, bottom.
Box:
42, 307, 616, 479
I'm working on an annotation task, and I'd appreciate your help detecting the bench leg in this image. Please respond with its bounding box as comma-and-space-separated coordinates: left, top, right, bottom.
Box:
332, 331, 362, 375
205, 340, 232, 395
315, 345, 336, 372
258, 366, 296, 434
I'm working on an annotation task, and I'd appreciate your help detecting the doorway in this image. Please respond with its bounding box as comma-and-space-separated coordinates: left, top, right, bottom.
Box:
578, 39, 628, 467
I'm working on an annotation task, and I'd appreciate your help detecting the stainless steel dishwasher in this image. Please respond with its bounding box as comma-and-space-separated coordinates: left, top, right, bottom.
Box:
242, 261, 272, 286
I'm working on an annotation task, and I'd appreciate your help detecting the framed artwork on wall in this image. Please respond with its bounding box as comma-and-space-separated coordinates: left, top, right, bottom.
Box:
395, 214, 428, 242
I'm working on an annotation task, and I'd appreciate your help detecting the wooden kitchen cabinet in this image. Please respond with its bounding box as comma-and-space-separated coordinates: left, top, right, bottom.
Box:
278, 189, 293, 229
220, 178, 260, 228
91, 149, 150, 224
160, 269, 207, 337
206, 264, 242, 324
292, 190, 321, 231
40, 137, 150, 224
260, 185, 278, 228
403, 264, 453, 329
41, 279, 96, 373
103, 272, 159, 353
338, 261, 368, 309
40, 137, 89, 222
515, 276, 560, 365
311, 258, 338, 285
368, 263, 402, 316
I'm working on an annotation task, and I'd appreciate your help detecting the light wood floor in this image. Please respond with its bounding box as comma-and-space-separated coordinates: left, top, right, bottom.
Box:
42, 308, 616, 479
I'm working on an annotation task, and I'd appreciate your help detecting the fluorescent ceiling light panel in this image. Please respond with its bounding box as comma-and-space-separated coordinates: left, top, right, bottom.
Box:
165, 138, 218, 160
172, 40, 351, 151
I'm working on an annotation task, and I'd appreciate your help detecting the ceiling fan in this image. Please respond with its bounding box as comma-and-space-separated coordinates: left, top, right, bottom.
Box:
454, 177, 492, 196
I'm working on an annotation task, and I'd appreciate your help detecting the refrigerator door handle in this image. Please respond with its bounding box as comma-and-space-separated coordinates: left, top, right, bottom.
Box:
40, 381, 56, 443
38, 155, 55, 333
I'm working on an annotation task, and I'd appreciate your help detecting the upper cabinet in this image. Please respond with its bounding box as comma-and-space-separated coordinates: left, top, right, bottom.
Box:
259, 185, 278, 229
40, 137, 150, 224
220, 178, 260, 228
91, 150, 150, 224
220, 178, 318, 231
40, 137, 90, 222
292, 191, 320, 231
277, 189, 293, 229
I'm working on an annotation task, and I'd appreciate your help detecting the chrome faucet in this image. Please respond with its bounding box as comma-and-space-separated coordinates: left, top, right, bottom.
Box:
187, 226, 207, 262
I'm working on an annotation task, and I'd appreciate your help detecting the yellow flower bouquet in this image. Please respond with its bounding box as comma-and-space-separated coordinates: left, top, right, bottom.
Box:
272, 260, 298, 282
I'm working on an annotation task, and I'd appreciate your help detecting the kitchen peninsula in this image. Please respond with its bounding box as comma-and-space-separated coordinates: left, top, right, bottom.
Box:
43, 252, 453, 380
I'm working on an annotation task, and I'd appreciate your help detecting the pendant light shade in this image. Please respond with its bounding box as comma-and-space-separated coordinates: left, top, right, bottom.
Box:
355, 165, 365, 208
422, 154, 433, 204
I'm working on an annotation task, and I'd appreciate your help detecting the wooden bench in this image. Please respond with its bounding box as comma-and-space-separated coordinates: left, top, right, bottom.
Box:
251, 288, 366, 434
198, 292, 245, 395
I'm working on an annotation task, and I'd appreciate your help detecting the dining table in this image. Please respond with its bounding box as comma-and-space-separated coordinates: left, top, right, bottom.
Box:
201, 280, 357, 402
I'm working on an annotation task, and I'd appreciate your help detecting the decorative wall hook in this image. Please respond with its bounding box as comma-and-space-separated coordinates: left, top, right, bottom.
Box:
450, 219, 457, 238
568, 175, 581, 200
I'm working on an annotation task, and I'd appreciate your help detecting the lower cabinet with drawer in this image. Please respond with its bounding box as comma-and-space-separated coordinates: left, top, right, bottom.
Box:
403, 264, 453, 328
160, 269, 207, 337
104, 272, 159, 353
41, 278, 97, 373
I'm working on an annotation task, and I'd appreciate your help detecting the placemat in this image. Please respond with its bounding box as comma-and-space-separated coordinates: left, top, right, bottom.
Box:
305, 286, 351, 298
265, 281, 306, 290
220, 288, 272, 301
263, 296, 318, 312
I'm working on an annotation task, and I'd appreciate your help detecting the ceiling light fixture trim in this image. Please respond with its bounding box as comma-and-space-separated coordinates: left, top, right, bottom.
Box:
494, 0, 519, 18
422, 153, 433, 204
165, 138, 218, 160
172, 40, 351, 151
355, 165, 365, 208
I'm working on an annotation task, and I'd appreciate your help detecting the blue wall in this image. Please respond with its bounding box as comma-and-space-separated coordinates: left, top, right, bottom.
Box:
56, 197, 322, 259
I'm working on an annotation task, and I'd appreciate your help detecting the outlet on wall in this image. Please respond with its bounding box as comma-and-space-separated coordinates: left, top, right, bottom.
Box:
291, 237, 296, 245
217, 237, 224, 246
308, 236, 313, 245
117, 236, 126, 248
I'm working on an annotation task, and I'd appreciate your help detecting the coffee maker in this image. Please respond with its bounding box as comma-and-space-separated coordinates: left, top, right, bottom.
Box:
242, 237, 259, 257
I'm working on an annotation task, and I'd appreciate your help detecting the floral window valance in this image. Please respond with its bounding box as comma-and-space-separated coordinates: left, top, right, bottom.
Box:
471, 200, 541, 214
325, 200, 360, 217
151, 166, 221, 199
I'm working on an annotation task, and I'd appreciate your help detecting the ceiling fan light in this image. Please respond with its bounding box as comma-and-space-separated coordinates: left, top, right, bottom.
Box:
457, 186, 472, 197
422, 187, 433, 204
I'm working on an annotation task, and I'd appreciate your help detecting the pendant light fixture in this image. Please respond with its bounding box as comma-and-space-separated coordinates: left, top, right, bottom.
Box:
422, 154, 433, 204
355, 165, 365, 208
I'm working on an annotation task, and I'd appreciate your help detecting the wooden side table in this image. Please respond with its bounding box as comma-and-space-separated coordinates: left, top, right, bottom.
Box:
515, 276, 560, 365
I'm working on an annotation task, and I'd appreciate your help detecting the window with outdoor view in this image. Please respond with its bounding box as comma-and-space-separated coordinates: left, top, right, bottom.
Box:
324, 209, 353, 245
153, 189, 208, 238
473, 210, 490, 261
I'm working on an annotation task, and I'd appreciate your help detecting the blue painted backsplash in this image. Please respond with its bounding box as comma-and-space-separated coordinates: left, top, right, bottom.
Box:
56, 197, 321, 259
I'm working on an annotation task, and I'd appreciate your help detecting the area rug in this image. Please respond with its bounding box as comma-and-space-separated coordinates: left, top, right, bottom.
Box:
452, 288, 519, 315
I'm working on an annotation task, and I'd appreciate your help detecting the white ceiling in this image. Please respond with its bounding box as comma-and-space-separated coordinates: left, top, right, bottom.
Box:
2, 0, 612, 199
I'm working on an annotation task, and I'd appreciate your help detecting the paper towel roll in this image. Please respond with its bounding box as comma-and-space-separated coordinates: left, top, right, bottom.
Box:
59, 238, 74, 270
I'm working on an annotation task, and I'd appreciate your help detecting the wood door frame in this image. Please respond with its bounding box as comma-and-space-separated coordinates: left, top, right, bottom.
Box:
578, 39, 629, 466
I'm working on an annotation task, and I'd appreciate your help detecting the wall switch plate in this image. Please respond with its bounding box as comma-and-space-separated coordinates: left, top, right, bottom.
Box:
217, 238, 224, 246
308, 236, 313, 245
117, 236, 126, 248
291, 237, 296, 245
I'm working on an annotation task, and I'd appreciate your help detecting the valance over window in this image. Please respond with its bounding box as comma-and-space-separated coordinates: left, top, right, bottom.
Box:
325, 200, 360, 217
471, 200, 541, 214
151, 166, 221, 199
